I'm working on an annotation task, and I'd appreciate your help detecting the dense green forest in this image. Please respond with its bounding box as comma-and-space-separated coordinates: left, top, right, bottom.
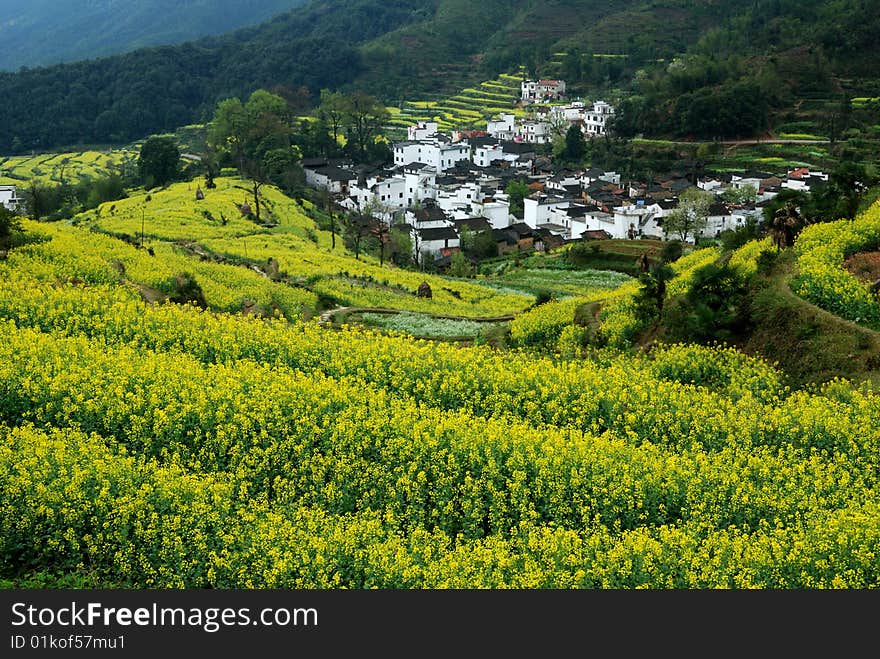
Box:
0, 0, 433, 153
612, 0, 880, 140
2, 0, 880, 153
0, 0, 308, 71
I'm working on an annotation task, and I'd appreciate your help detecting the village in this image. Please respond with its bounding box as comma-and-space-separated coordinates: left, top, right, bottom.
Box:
299, 78, 830, 269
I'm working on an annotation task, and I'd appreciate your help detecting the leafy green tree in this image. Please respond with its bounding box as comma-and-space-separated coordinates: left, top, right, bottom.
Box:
207, 90, 300, 222
343, 92, 391, 163
138, 136, 180, 188
448, 250, 472, 277
506, 179, 530, 216
721, 185, 757, 205
0, 204, 22, 249
666, 263, 749, 343
633, 264, 674, 323
562, 125, 586, 163
663, 188, 713, 242
389, 226, 413, 267
317, 89, 349, 145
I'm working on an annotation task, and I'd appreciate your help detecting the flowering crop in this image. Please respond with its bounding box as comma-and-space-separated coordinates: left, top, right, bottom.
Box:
3, 194, 880, 589
792, 203, 880, 328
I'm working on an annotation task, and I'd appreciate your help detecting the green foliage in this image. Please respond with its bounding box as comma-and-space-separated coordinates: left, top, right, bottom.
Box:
16, 174, 128, 223
138, 136, 181, 188
460, 227, 498, 262
660, 240, 683, 264
663, 263, 750, 343
562, 124, 587, 164
167, 272, 207, 308
720, 215, 762, 252
0, 206, 21, 249
721, 185, 757, 205
0, 0, 310, 71
0, 0, 414, 153
506, 179, 530, 216
663, 188, 713, 242
448, 250, 472, 278
207, 90, 303, 218
632, 264, 674, 324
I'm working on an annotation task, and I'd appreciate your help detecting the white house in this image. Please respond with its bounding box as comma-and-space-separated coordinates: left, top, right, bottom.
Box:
403, 163, 438, 208
523, 194, 574, 229
393, 140, 470, 172
349, 175, 407, 222
487, 113, 516, 141
415, 226, 460, 262
473, 144, 521, 168
521, 79, 566, 103
407, 121, 439, 141
582, 100, 615, 136
472, 197, 511, 229
516, 120, 552, 144
0, 185, 22, 211
435, 181, 483, 215
304, 165, 357, 195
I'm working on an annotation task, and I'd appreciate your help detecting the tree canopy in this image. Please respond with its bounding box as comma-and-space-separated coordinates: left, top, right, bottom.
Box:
138, 136, 181, 188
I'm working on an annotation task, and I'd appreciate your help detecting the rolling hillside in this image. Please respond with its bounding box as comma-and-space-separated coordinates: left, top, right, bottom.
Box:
2, 182, 880, 590
0, 0, 308, 71
2, 0, 880, 153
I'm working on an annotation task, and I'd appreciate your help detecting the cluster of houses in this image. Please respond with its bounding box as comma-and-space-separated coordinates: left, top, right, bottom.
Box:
484, 100, 615, 145
303, 111, 830, 266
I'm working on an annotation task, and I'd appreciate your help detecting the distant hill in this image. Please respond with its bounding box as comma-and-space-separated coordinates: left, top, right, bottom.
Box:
0, 0, 308, 71
1, 0, 880, 153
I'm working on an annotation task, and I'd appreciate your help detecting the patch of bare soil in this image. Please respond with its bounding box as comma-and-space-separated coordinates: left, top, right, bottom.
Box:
843, 251, 880, 283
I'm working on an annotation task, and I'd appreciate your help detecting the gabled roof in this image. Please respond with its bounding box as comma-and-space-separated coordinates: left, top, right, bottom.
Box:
418, 226, 459, 241
316, 166, 357, 182
415, 204, 448, 222
453, 217, 493, 232
580, 229, 612, 240
492, 228, 518, 245
404, 162, 434, 173
508, 222, 534, 237
301, 157, 329, 169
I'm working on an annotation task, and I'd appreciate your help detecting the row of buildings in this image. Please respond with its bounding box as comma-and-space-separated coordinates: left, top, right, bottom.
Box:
304, 110, 828, 265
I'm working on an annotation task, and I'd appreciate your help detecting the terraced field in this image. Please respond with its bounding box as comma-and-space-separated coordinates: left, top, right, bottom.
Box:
0, 149, 136, 186
387, 71, 528, 132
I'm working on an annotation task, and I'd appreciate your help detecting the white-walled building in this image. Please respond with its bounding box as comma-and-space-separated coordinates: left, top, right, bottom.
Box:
403, 163, 438, 208
415, 226, 460, 262
521, 79, 566, 103
304, 165, 357, 196
393, 140, 471, 172
349, 175, 407, 222
583, 100, 615, 136
473, 144, 522, 168
487, 113, 516, 141
516, 120, 552, 144
407, 121, 439, 141
523, 195, 574, 229
0, 185, 22, 211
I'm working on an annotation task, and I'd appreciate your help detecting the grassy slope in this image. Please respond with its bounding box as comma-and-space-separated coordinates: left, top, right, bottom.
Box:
639, 249, 880, 389
743, 252, 880, 389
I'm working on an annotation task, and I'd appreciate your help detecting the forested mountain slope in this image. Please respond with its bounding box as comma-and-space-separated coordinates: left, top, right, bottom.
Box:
0, 0, 308, 71
2, 0, 880, 152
